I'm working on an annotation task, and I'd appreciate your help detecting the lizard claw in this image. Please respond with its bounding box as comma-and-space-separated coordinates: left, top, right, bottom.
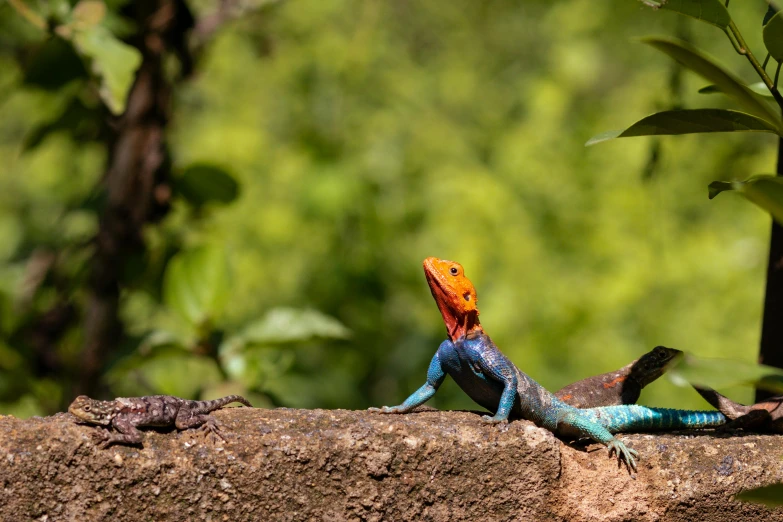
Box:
481, 415, 508, 425
368, 406, 403, 414
607, 439, 638, 473
200, 419, 226, 443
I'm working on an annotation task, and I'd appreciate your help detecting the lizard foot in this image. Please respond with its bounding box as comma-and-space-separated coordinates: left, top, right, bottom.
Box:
481, 415, 509, 425
92, 428, 113, 449
368, 406, 406, 414
607, 439, 638, 473
199, 419, 226, 443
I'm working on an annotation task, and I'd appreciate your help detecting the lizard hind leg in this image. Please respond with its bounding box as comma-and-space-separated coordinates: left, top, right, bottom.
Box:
176, 412, 225, 443
198, 417, 226, 443
557, 409, 639, 473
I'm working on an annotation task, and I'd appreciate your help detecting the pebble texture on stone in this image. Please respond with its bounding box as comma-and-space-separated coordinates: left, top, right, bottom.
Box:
0, 407, 782, 521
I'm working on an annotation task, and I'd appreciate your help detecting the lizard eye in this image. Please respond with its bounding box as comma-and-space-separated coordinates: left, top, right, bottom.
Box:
83, 406, 91, 411
449, 267, 459, 276
464, 292, 471, 301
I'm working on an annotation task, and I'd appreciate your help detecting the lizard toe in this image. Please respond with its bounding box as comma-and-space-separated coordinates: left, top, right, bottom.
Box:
200, 420, 226, 443
481, 415, 508, 425
607, 440, 638, 473
369, 406, 400, 414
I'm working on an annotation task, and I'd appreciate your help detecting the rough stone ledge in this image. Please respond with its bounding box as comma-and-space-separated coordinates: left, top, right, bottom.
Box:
1, 407, 782, 521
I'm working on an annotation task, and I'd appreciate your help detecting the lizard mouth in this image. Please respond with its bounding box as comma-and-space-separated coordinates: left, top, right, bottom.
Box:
70, 416, 109, 426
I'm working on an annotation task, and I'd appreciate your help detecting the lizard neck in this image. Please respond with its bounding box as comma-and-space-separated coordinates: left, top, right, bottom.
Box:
435, 297, 482, 341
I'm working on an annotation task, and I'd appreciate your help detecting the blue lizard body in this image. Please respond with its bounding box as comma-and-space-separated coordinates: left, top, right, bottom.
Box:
375, 331, 725, 470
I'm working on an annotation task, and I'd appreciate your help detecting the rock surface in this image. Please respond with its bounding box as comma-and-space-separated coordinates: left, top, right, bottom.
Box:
0, 407, 782, 521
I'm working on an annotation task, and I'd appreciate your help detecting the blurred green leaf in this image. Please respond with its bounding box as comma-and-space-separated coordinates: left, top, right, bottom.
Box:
23, 37, 88, 90
668, 353, 783, 394
698, 82, 774, 99
0, 395, 46, 419
243, 307, 351, 345
641, 37, 782, 130
138, 329, 190, 355
44, 0, 72, 25
736, 483, 783, 507
763, 12, 783, 62
708, 175, 783, 225
162, 246, 231, 327
641, 0, 731, 30
764, 5, 778, 26
0, 342, 23, 371
70, 0, 107, 30
24, 96, 102, 150
219, 342, 296, 390
67, 25, 142, 114
175, 164, 240, 206
586, 109, 779, 146
111, 354, 223, 398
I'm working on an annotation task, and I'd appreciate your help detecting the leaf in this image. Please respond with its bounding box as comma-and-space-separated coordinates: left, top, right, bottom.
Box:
23, 37, 88, 90
764, 5, 778, 27
70, 0, 106, 30
668, 353, 783, 395
175, 164, 241, 206
242, 307, 351, 345
641, 37, 782, 131
764, 11, 783, 62
698, 82, 774, 98
69, 25, 142, 114
218, 342, 296, 390
137, 330, 190, 355
162, 246, 231, 327
646, 0, 732, 30
708, 175, 783, 225
586, 109, 779, 146
108, 354, 223, 398
23, 96, 102, 150
736, 483, 783, 507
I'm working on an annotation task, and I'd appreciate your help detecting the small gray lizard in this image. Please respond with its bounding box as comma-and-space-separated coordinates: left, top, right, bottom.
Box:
69, 394, 252, 447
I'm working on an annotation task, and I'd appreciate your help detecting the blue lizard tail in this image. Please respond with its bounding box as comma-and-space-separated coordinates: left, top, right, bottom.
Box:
581, 405, 726, 433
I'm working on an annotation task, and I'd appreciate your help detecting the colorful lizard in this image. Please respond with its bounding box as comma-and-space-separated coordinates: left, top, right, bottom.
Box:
69, 394, 252, 447
371, 257, 725, 471
554, 346, 682, 408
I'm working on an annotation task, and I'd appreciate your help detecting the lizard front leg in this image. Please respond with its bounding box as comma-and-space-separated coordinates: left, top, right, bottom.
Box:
470, 350, 518, 424
99, 418, 144, 448
370, 351, 446, 414
557, 410, 638, 472
480, 375, 517, 424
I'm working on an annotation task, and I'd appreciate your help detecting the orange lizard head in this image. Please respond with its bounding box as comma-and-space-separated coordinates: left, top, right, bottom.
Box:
423, 257, 481, 341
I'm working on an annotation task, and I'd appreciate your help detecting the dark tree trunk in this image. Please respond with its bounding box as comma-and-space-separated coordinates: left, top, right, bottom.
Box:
757, 135, 783, 402
78, 0, 192, 396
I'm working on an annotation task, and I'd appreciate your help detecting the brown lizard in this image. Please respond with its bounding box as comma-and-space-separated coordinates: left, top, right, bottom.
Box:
68, 394, 252, 447
694, 387, 783, 433
554, 346, 683, 408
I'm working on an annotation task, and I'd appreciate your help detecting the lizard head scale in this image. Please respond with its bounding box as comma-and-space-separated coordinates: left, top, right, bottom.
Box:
423, 257, 481, 341
68, 395, 117, 425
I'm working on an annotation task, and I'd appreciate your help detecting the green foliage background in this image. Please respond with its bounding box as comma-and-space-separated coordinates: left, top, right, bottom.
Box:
0, 0, 776, 417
